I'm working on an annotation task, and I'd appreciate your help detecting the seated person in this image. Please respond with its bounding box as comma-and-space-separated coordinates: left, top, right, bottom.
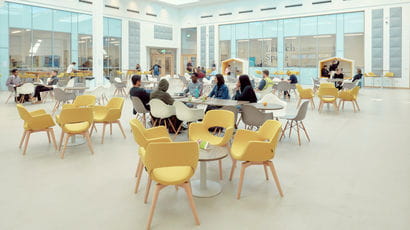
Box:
352, 68, 363, 82
150, 79, 181, 133
206, 74, 230, 112
33, 70, 59, 104
195, 67, 205, 81
130, 74, 150, 112
256, 70, 274, 91
284, 72, 298, 98
333, 68, 344, 90
6, 69, 28, 103
184, 73, 203, 98
233, 75, 257, 103
321, 65, 330, 78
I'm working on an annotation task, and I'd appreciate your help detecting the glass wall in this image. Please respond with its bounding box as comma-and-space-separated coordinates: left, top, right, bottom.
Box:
344, 33, 364, 68
181, 28, 197, 72
78, 35, 93, 70
103, 17, 122, 77
219, 40, 230, 62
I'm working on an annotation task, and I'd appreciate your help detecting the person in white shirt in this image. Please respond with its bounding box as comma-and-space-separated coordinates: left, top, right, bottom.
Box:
66, 62, 77, 73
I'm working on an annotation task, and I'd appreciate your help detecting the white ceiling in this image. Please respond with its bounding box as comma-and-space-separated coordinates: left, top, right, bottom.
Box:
151, 0, 235, 7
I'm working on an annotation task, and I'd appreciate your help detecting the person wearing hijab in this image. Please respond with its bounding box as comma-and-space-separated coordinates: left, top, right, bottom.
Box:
150, 79, 174, 105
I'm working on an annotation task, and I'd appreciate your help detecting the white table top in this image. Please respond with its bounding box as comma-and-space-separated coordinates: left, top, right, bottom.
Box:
178, 97, 249, 107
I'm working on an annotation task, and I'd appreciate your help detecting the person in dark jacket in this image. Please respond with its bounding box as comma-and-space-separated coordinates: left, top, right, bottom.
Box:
209, 74, 230, 100
129, 75, 150, 112
333, 68, 344, 90
233, 75, 257, 103
321, 65, 330, 78
329, 59, 340, 72
352, 68, 363, 82
33, 70, 59, 104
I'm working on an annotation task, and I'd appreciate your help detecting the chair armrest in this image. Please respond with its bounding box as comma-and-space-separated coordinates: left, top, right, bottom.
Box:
30, 114, 55, 130
146, 137, 172, 144
62, 104, 76, 109
188, 123, 205, 141
219, 126, 235, 146
233, 129, 263, 142
242, 141, 274, 161
30, 109, 47, 116
145, 126, 170, 139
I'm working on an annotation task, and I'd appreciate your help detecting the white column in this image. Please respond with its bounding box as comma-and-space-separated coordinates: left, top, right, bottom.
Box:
92, 0, 104, 86
122, 19, 129, 71
383, 7, 390, 87
214, 24, 220, 71
196, 26, 201, 67
364, 9, 372, 75
205, 26, 209, 68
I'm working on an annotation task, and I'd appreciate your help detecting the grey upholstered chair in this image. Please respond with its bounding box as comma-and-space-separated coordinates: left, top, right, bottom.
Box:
131, 96, 150, 127
52, 88, 76, 115
312, 78, 320, 93
276, 81, 291, 97
241, 104, 274, 130
342, 82, 356, 90
280, 101, 310, 146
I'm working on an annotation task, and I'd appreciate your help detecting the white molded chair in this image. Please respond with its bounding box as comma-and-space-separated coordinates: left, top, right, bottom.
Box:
149, 99, 176, 133
5, 86, 16, 104
16, 83, 35, 103
66, 78, 75, 88
259, 93, 287, 118
173, 101, 204, 139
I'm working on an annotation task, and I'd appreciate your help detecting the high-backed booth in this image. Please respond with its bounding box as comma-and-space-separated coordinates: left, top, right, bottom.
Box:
221, 58, 249, 77
318, 57, 355, 78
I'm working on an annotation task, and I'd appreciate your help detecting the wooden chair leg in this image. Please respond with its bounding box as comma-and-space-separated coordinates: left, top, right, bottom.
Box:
229, 159, 237, 181
342, 101, 345, 111
354, 100, 360, 111
84, 131, 94, 155
60, 134, 70, 159
110, 123, 113, 135
296, 121, 301, 146
146, 184, 161, 230
237, 163, 248, 200
144, 177, 152, 204
288, 121, 293, 138
300, 121, 311, 142
59, 130, 64, 150
268, 161, 284, 197
134, 160, 144, 193
19, 131, 27, 149
263, 165, 269, 180
46, 130, 51, 143
173, 123, 183, 140
168, 118, 177, 134
297, 98, 301, 108
135, 157, 142, 177
218, 159, 223, 180
22, 131, 31, 155
310, 98, 315, 109
182, 182, 200, 225
101, 123, 107, 144
49, 128, 58, 150
280, 121, 289, 141
117, 121, 126, 139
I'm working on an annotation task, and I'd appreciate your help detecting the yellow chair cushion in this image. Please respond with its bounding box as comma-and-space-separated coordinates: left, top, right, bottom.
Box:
191, 131, 224, 146
151, 166, 194, 185
63, 122, 90, 134
321, 97, 336, 103
93, 111, 106, 122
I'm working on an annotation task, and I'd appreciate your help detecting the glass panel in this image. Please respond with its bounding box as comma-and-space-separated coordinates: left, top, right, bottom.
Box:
32, 7, 52, 31
53, 32, 71, 71
103, 36, 122, 77
262, 38, 277, 67
262, 20, 277, 38
219, 25, 232, 41
9, 28, 32, 70
249, 22, 263, 39
8, 3, 32, 29
299, 36, 317, 67
284, 37, 299, 67
317, 34, 336, 61
235, 23, 248, 39
249, 39, 262, 67
344, 33, 364, 68
284, 18, 300, 36
344, 12, 364, 33
181, 28, 197, 55
236, 40, 249, 61
108, 18, 122, 37
78, 14, 92, 35
318, 15, 337, 35
32, 30, 53, 70
78, 34, 93, 70
300, 17, 317, 36
219, 40, 230, 61
54, 10, 72, 33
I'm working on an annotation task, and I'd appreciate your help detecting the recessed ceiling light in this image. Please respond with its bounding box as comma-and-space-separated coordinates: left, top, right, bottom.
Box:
157, 0, 199, 6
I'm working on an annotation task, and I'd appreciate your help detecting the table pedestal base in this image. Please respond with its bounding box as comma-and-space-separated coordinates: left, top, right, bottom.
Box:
191, 180, 222, 198
66, 135, 86, 146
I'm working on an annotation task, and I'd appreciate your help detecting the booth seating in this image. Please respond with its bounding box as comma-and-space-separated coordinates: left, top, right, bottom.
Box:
229, 120, 284, 199
16, 104, 57, 155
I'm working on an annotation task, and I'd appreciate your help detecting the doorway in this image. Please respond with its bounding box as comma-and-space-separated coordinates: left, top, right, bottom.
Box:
149, 48, 176, 77
181, 54, 197, 74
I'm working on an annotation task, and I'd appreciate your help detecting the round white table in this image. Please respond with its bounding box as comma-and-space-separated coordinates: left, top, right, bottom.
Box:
191, 145, 229, 198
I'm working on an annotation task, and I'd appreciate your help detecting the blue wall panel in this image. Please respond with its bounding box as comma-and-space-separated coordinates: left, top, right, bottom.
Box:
262, 20, 277, 38
32, 7, 52, 31
318, 15, 337, 35
344, 12, 364, 33
284, 18, 300, 36
77, 14, 92, 35
277, 20, 284, 70
219, 24, 232, 40
235, 23, 248, 40
54, 10, 72, 33
249, 22, 263, 39
300, 16, 317, 36
336, 14, 344, 57
0, 4, 9, 48
109, 18, 122, 37
8, 3, 32, 29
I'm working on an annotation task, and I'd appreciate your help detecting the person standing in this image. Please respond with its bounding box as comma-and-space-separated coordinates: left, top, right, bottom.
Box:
66, 62, 77, 74
33, 70, 59, 104
329, 59, 340, 77
352, 68, 363, 83
151, 63, 161, 77
136, 64, 141, 72
186, 60, 193, 73
284, 72, 298, 98
225, 65, 231, 76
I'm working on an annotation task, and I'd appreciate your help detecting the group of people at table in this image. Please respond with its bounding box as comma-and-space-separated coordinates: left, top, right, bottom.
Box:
320, 58, 363, 90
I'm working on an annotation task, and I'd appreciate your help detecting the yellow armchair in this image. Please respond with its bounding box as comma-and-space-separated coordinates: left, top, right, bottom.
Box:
16, 104, 57, 155
58, 107, 94, 159
188, 110, 235, 180
317, 86, 339, 112
62, 94, 96, 109
91, 97, 126, 144
144, 142, 200, 230
130, 119, 172, 194
338, 86, 360, 112
229, 120, 283, 199
296, 84, 315, 109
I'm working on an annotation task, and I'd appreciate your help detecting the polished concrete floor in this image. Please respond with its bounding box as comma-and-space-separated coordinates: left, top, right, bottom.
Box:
0, 87, 409, 230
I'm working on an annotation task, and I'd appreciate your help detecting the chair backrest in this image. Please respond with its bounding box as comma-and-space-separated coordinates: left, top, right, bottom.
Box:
17, 83, 35, 95
144, 142, 199, 176
174, 101, 198, 122
351, 86, 360, 98
220, 106, 238, 123
130, 118, 149, 147
319, 83, 335, 89
16, 104, 31, 122
259, 93, 287, 108
241, 105, 273, 127
318, 87, 338, 98
384, 72, 394, 77
73, 95, 96, 107
107, 97, 124, 109
276, 81, 290, 91
179, 75, 188, 85
114, 77, 122, 83
149, 99, 175, 119
131, 96, 149, 113
203, 110, 234, 129
66, 78, 75, 88
343, 82, 356, 90
59, 107, 93, 126
294, 101, 309, 121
